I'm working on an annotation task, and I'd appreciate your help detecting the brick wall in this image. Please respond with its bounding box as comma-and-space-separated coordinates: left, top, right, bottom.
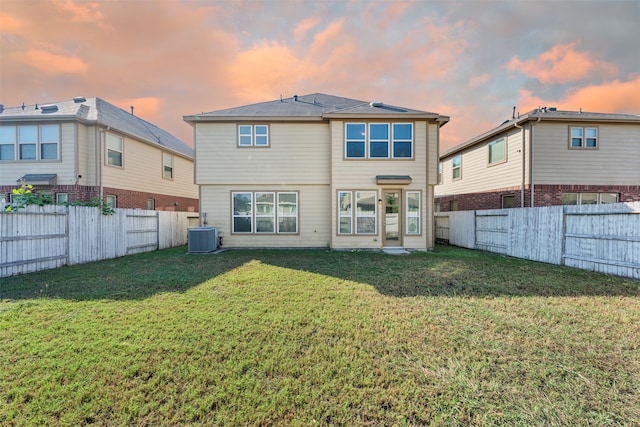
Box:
0, 184, 199, 212
435, 184, 640, 212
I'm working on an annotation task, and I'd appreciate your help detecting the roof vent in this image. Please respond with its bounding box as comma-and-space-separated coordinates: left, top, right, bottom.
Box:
73, 96, 86, 103
548, 107, 557, 111
293, 95, 298, 102
0, 104, 4, 114
41, 104, 58, 113
370, 101, 384, 107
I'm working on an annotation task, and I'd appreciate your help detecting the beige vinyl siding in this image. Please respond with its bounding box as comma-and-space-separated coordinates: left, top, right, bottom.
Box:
533, 122, 640, 185
435, 128, 525, 196
195, 122, 330, 185
76, 123, 97, 186
0, 122, 77, 186
199, 184, 330, 248
427, 123, 439, 185
102, 134, 197, 198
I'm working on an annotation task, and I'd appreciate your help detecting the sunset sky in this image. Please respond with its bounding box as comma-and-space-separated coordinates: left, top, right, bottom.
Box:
1, 0, 639, 151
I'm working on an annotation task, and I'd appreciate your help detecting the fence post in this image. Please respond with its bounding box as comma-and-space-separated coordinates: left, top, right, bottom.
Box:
560, 207, 567, 266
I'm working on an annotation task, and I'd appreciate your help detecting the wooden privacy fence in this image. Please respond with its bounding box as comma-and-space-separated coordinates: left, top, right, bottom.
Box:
0, 205, 200, 277
435, 202, 640, 280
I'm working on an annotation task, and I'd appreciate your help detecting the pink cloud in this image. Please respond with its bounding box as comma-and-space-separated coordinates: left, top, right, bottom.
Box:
468, 73, 490, 89
516, 75, 640, 115
294, 16, 321, 42
21, 49, 89, 75
0, 12, 25, 34
506, 42, 617, 84
310, 18, 346, 57
113, 97, 164, 121
52, 0, 112, 30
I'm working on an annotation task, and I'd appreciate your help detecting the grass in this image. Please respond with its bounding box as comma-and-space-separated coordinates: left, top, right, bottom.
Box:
1, 245, 639, 426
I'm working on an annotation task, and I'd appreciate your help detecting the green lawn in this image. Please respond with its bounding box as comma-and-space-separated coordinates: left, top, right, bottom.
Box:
1, 245, 639, 426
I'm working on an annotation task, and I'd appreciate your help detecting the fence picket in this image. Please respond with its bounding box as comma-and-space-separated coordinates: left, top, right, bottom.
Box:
0, 206, 198, 277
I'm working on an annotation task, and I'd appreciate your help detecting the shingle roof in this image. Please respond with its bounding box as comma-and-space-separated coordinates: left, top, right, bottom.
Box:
0, 97, 193, 158
441, 108, 640, 158
184, 93, 448, 124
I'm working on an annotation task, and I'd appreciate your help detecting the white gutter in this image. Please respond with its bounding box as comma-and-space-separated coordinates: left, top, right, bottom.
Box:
529, 117, 541, 207
514, 121, 525, 207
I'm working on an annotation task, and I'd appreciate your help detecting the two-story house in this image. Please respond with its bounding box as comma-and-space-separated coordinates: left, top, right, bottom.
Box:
0, 97, 198, 211
435, 108, 640, 211
184, 93, 448, 250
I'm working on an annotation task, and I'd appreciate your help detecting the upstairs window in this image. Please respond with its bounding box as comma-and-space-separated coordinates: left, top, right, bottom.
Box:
488, 137, 506, 165
238, 125, 269, 147
345, 122, 414, 159
346, 123, 366, 158
570, 127, 598, 149
369, 123, 389, 158
0, 125, 59, 161
0, 126, 16, 160
452, 154, 461, 180
106, 133, 123, 167
393, 123, 413, 158
163, 153, 173, 179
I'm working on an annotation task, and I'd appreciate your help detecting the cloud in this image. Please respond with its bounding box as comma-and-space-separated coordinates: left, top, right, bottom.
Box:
21, 49, 89, 75
293, 16, 320, 42
468, 73, 490, 89
113, 96, 164, 120
0, 12, 25, 34
506, 42, 617, 84
52, 0, 112, 30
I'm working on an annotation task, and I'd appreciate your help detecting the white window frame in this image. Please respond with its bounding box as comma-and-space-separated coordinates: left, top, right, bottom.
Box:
56, 193, 68, 204
39, 125, 60, 160
392, 123, 413, 158
488, 137, 506, 165
338, 190, 377, 235
277, 192, 298, 233
570, 126, 598, 149
406, 191, 421, 235
345, 122, 414, 159
147, 198, 155, 210
18, 125, 37, 160
338, 191, 352, 234
345, 123, 366, 158
368, 123, 390, 158
232, 191, 298, 234
106, 133, 124, 167
0, 125, 16, 160
162, 153, 173, 180
255, 192, 276, 233
562, 192, 618, 205
238, 125, 269, 147
105, 195, 117, 209
452, 155, 461, 180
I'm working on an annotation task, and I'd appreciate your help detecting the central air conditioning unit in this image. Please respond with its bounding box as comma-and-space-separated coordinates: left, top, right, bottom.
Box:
188, 227, 218, 253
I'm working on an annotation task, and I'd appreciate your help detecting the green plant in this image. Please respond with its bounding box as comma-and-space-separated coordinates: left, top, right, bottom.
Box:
63, 197, 115, 215
4, 184, 52, 211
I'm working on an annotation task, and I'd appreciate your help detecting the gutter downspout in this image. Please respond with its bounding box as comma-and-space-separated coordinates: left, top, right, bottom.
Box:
514, 120, 525, 207
529, 117, 541, 207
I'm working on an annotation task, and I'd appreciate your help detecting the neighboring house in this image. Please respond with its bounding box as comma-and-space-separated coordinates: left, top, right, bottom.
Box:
0, 97, 198, 211
184, 93, 448, 249
435, 108, 640, 211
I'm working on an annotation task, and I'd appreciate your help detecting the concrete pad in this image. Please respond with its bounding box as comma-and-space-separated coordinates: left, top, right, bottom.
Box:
382, 247, 410, 255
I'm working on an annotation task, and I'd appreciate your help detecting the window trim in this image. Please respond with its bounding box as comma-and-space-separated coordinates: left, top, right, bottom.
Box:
106, 132, 124, 168
0, 124, 60, 162
561, 192, 618, 205
237, 124, 270, 147
231, 191, 298, 235
56, 193, 68, 205
392, 123, 413, 158
452, 154, 461, 180
405, 191, 421, 235
336, 190, 378, 235
568, 126, 599, 150
345, 122, 414, 160
162, 152, 174, 180
488, 137, 506, 166
105, 195, 117, 209
369, 122, 390, 158
501, 194, 515, 208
